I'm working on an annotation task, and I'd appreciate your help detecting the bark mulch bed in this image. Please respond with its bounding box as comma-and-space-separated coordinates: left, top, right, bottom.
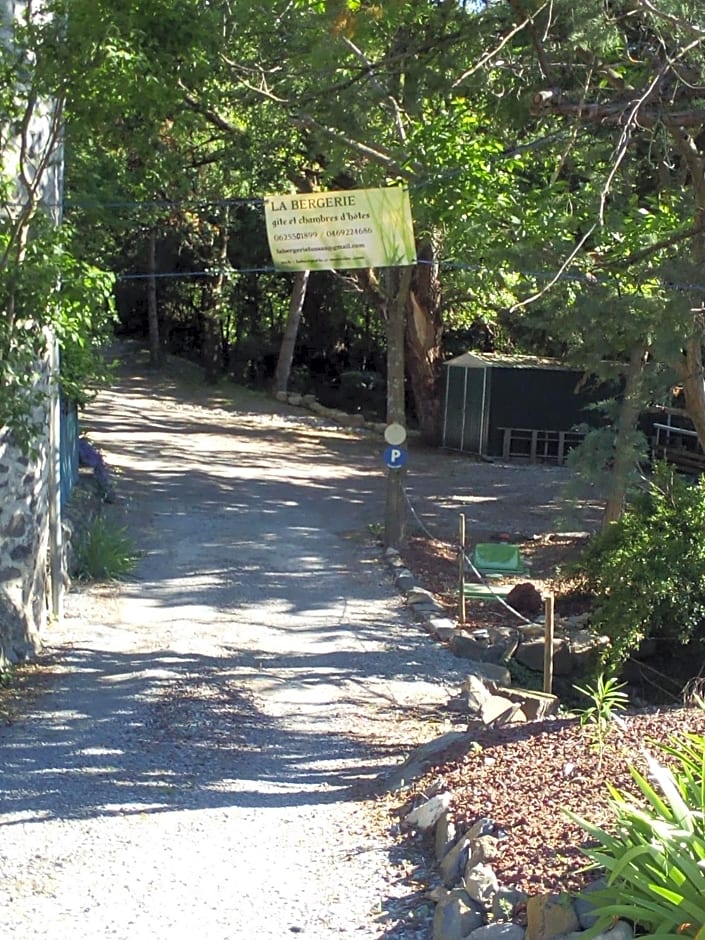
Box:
393, 531, 705, 897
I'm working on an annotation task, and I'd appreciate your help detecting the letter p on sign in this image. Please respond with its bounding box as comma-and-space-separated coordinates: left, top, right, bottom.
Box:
384, 445, 407, 469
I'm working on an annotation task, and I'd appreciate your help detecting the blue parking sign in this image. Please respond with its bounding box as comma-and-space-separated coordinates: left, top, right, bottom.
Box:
384, 445, 407, 469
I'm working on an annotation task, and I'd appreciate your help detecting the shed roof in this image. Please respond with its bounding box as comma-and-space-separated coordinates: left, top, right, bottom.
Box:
444, 351, 577, 371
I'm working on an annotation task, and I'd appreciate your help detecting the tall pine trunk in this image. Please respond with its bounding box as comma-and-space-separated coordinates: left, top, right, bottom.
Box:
273, 270, 309, 395
405, 237, 443, 445
147, 230, 161, 369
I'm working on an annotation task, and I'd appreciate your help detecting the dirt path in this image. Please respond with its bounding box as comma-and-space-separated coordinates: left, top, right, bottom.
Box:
1, 348, 477, 940
0, 346, 603, 939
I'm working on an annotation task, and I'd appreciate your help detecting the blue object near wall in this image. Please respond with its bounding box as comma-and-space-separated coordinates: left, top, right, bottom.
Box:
59, 398, 79, 506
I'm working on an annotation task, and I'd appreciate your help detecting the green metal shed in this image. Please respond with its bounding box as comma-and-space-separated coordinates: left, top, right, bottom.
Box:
442, 352, 603, 463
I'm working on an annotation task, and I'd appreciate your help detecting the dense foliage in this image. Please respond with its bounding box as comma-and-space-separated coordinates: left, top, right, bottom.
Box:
570, 464, 705, 669
5, 1, 705, 463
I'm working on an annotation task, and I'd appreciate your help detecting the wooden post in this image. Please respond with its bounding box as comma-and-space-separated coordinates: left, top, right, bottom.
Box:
543, 592, 555, 694
458, 513, 466, 625
383, 267, 411, 549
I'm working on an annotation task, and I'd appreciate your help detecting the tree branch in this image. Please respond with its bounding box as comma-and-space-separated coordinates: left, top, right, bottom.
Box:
290, 113, 422, 180
596, 221, 705, 270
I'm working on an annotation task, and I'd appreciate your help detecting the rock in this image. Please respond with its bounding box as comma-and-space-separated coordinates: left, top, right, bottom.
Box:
344, 412, 365, 427
556, 926, 633, 940
273, 391, 288, 402
487, 685, 559, 721
468, 835, 501, 867
395, 568, 415, 591
595, 921, 634, 940
492, 887, 529, 921
460, 677, 524, 726
514, 637, 571, 676
506, 582, 544, 618
516, 624, 546, 639
526, 893, 580, 940
412, 603, 444, 621
440, 833, 473, 887
450, 627, 519, 665
466, 924, 526, 940
566, 629, 606, 672
480, 694, 524, 726
430, 618, 458, 642
573, 878, 607, 930
435, 811, 457, 862
464, 674, 493, 715
465, 661, 513, 686
464, 861, 499, 907
407, 586, 438, 605
404, 792, 452, 831
379, 731, 475, 792
433, 888, 485, 940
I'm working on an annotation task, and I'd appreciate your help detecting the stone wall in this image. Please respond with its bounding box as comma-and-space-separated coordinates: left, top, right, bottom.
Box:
0, 380, 50, 669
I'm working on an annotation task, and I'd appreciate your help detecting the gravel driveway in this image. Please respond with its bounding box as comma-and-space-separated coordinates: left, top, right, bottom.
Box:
0, 349, 467, 940
0, 347, 602, 939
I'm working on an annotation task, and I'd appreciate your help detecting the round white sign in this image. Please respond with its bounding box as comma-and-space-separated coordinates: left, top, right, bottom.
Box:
384, 423, 407, 446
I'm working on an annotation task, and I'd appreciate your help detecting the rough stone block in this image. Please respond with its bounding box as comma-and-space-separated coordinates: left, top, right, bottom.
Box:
440, 833, 473, 887
430, 618, 458, 642
435, 810, 457, 862
404, 792, 451, 831
464, 661, 512, 686
480, 694, 524, 726
573, 878, 607, 930
433, 888, 485, 940
526, 893, 580, 940
464, 861, 499, 907
514, 637, 572, 676
493, 686, 559, 721
466, 923, 527, 940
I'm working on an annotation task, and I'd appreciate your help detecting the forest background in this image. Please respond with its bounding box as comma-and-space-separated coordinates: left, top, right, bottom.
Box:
4, 0, 705, 527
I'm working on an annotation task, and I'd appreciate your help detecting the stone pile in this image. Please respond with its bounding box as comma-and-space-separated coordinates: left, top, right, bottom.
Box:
401, 790, 629, 940
381, 549, 633, 940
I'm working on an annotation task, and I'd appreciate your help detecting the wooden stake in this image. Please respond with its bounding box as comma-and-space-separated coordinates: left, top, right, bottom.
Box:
459, 513, 466, 625
543, 592, 555, 694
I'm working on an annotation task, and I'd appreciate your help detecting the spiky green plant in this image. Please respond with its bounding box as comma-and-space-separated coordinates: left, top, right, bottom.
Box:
574, 673, 629, 767
73, 513, 137, 581
568, 727, 705, 940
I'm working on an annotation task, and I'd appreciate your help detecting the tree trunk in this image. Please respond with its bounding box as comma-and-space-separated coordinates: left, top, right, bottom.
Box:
147, 230, 161, 369
676, 337, 705, 448
405, 237, 443, 445
672, 134, 705, 452
384, 266, 412, 549
602, 342, 649, 528
273, 269, 310, 395
202, 217, 230, 384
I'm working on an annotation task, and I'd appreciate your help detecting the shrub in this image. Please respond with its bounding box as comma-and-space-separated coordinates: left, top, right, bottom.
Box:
568, 726, 705, 939
569, 463, 705, 668
72, 513, 137, 581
